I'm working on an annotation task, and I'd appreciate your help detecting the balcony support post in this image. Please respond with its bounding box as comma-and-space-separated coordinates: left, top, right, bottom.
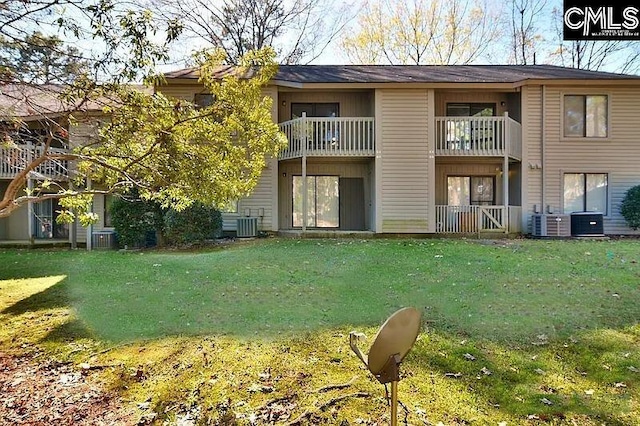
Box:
503, 111, 510, 233
301, 113, 307, 233
27, 178, 34, 243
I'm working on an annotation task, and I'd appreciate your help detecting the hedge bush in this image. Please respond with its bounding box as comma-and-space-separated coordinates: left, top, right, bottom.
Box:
621, 185, 640, 230
163, 202, 222, 245
109, 196, 164, 248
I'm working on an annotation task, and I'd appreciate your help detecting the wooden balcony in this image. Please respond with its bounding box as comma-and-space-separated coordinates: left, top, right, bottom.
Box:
1, 145, 69, 180
435, 114, 522, 160
279, 117, 375, 160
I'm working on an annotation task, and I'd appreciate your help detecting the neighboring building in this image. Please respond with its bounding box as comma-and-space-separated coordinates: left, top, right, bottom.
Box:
0, 85, 102, 244
159, 64, 640, 237
2, 65, 640, 244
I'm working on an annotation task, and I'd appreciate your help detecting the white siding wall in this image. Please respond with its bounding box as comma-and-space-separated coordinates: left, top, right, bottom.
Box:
525, 84, 640, 235
376, 89, 431, 233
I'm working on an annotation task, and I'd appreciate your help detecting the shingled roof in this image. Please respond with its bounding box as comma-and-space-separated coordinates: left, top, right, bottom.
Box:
164, 64, 640, 84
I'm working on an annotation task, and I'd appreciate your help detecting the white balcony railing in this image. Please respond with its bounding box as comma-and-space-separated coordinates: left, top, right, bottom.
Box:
435, 113, 522, 159
1, 144, 69, 180
435, 205, 522, 233
279, 116, 375, 160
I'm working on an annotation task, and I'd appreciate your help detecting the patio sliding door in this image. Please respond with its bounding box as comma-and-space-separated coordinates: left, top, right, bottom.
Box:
292, 176, 339, 228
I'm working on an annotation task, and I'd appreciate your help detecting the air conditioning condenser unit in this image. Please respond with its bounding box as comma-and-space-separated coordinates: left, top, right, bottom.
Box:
531, 214, 571, 237
237, 217, 258, 238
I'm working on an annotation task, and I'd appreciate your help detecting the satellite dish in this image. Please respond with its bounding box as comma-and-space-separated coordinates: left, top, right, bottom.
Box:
349, 307, 422, 426
367, 307, 422, 376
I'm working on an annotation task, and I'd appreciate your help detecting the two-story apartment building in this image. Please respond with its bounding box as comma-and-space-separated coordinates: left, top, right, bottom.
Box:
159, 65, 640, 237
2, 65, 640, 244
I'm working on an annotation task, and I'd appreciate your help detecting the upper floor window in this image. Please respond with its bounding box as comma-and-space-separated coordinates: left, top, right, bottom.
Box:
221, 200, 238, 213
446, 103, 495, 117
564, 95, 608, 138
564, 173, 608, 215
194, 93, 215, 108
291, 103, 339, 118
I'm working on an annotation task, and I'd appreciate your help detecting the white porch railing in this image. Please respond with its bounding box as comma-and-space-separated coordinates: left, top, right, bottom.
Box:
279, 117, 375, 159
1, 144, 69, 180
435, 205, 522, 233
435, 113, 522, 160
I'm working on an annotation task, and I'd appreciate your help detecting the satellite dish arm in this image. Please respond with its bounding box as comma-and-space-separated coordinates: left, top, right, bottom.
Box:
349, 332, 368, 367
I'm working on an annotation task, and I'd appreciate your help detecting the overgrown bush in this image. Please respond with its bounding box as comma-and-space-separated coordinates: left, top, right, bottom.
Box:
163, 202, 222, 245
621, 185, 640, 230
109, 196, 164, 248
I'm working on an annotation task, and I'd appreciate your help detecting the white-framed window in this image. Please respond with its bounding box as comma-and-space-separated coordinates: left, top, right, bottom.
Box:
221, 200, 238, 213
563, 173, 608, 215
563, 95, 608, 138
104, 194, 114, 227
194, 93, 215, 108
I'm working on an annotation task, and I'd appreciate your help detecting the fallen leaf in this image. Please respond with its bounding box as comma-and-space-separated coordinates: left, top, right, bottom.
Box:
445, 372, 463, 378
463, 353, 476, 361
540, 397, 553, 405
627, 366, 639, 373
534, 368, 546, 375
480, 367, 492, 376
585, 389, 595, 395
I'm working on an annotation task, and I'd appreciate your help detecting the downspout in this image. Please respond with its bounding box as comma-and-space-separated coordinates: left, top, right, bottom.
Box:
541, 85, 546, 213
86, 179, 93, 251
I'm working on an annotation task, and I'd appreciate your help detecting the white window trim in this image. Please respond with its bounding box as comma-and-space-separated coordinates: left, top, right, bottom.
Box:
560, 91, 611, 142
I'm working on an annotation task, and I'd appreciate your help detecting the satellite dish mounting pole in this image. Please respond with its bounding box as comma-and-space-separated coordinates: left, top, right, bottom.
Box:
349, 307, 421, 426
375, 353, 402, 426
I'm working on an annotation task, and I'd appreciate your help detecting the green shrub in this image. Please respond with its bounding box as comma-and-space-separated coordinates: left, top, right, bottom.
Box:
621, 185, 640, 230
163, 203, 222, 245
109, 195, 164, 248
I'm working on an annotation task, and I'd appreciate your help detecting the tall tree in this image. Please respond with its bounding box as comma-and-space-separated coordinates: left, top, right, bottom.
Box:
548, 6, 640, 73
506, 0, 547, 65
0, 48, 287, 220
0, 32, 89, 84
149, 0, 355, 64
341, 0, 502, 65
0, 2, 286, 224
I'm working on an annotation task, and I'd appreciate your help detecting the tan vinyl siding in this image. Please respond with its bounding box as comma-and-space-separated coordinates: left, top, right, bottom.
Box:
3, 203, 29, 240
278, 91, 374, 122
532, 85, 640, 234
522, 85, 543, 230
0, 181, 28, 239
90, 194, 115, 233
155, 83, 209, 101
277, 159, 373, 230
226, 160, 276, 232
378, 89, 430, 233
156, 82, 280, 233
225, 86, 279, 232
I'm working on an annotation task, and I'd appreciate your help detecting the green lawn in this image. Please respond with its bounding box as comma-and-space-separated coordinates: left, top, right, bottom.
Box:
1, 238, 639, 424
